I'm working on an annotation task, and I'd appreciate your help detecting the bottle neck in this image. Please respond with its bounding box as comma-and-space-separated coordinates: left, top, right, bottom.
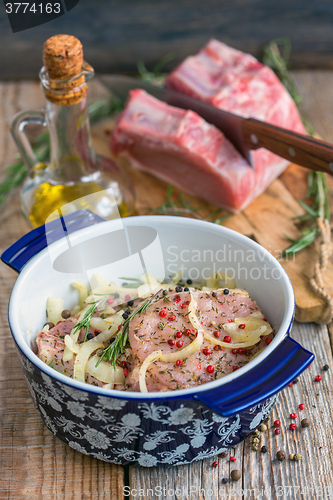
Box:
45, 94, 96, 179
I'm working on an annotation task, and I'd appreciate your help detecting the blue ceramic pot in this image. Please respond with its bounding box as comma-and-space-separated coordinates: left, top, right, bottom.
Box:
2, 210, 313, 466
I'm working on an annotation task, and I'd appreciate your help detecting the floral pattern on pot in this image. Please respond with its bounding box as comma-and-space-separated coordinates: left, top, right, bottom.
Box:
17, 347, 278, 466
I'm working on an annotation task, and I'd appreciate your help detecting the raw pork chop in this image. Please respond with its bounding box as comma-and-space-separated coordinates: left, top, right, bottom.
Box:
126, 289, 272, 392
110, 40, 306, 212
110, 89, 256, 212
165, 39, 307, 208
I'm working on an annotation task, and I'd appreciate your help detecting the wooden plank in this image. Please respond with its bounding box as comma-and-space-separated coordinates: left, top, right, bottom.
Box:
2, 1, 333, 79
129, 322, 333, 500
0, 81, 125, 500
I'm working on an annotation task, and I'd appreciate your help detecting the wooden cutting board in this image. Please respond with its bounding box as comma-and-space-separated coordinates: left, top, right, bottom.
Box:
91, 120, 333, 324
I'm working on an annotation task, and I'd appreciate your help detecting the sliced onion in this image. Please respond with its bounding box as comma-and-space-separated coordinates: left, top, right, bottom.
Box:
86, 355, 125, 384
46, 297, 64, 325
204, 311, 272, 349
99, 307, 116, 316
206, 272, 235, 290
64, 334, 80, 355
160, 291, 204, 363
63, 304, 91, 361
103, 383, 114, 390
139, 350, 162, 393
74, 341, 104, 382
71, 281, 88, 309
204, 328, 268, 349
90, 317, 110, 331
93, 316, 123, 344
223, 315, 272, 343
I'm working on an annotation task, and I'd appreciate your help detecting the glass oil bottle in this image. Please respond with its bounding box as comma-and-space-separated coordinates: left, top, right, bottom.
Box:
11, 34, 135, 227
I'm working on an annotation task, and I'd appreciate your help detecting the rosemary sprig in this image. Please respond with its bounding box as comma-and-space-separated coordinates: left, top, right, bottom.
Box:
96, 289, 162, 368
137, 53, 174, 85
152, 185, 230, 225
263, 38, 330, 257
73, 297, 106, 342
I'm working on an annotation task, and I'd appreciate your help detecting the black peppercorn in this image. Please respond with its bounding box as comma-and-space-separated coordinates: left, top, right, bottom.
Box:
222, 478, 228, 484
127, 300, 134, 307
114, 293, 119, 299
223, 289, 229, 295
175, 285, 183, 293
230, 470, 241, 481
261, 446, 268, 453
184, 287, 189, 292
122, 313, 129, 320
61, 309, 71, 319
44, 322, 55, 329
277, 450, 286, 461
293, 378, 298, 384
323, 364, 329, 371
186, 279, 193, 285
86, 333, 94, 340
212, 292, 217, 297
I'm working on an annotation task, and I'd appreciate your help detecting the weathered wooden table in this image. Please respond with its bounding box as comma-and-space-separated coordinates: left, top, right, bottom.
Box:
1, 72, 333, 500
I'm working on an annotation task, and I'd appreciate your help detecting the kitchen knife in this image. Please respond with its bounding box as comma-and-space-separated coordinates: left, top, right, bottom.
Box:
100, 74, 333, 175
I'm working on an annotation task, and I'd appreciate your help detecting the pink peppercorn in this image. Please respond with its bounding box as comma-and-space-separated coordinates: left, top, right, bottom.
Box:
123, 368, 129, 377
290, 412, 297, 419
168, 339, 175, 346
202, 348, 211, 356
299, 404, 305, 411
289, 423, 297, 430
274, 420, 280, 427
232, 366, 240, 371
107, 298, 114, 304
176, 340, 183, 348
159, 310, 167, 318
265, 338, 272, 345
206, 365, 215, 374
237, 348, 245, 355
223, 336, 231, 343
238, 324, 245, 329
176, 331, 183, 338
176, 360, 183, 367
168, 314, 176, 321
184, 329, 191, 336
275, 428, 280, 435
197, 363, 201, 370
232, 349, 238, 354
230, 456, 236, 462
213, 330, 221, 338
315, 375, 322, 382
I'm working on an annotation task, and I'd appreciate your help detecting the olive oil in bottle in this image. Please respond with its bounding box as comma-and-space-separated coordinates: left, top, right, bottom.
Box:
11, 34, 135, 227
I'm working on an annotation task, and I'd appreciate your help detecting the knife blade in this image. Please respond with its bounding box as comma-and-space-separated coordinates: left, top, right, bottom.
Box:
100, 75, 333, 176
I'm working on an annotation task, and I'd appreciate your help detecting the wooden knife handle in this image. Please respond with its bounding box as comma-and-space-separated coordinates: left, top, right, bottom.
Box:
242, 118, 333, 175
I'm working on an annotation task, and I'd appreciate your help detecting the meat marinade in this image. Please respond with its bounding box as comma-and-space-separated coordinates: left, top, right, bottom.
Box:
36, 279, 273, 393
110, 40, 306, 212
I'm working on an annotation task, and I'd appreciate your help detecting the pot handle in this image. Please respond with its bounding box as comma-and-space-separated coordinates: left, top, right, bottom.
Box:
1, 209, 105, 273
193, 336, 314, 417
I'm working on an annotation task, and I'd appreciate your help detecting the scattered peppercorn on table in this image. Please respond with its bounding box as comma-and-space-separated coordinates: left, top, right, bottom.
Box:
1, 73, 333, 500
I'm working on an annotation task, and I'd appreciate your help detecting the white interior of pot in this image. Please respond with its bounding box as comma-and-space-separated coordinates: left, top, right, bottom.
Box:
9, 215, 295, 398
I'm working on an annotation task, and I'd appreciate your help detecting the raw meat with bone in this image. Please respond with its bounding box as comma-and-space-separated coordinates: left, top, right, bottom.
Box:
111, 40, 306, 212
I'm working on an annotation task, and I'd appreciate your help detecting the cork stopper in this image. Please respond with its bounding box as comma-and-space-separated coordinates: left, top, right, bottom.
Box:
42, 35, 90, 106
